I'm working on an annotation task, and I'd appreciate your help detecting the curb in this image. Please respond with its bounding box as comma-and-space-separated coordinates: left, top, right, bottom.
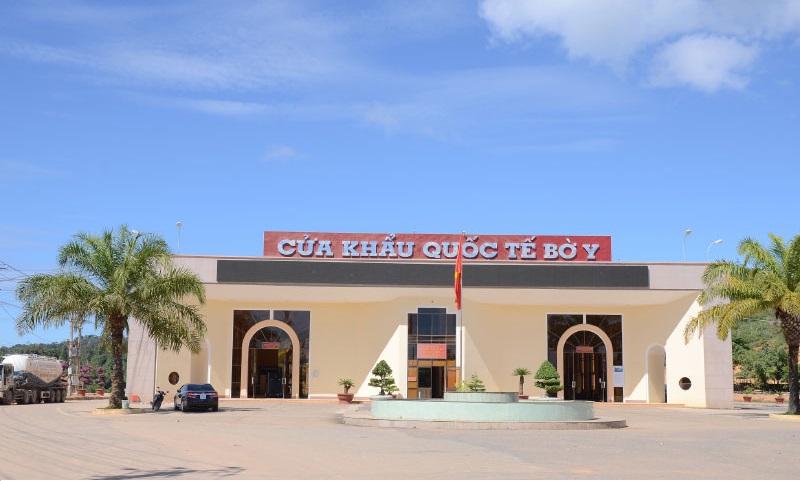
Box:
91, 407, 149, 415
342, 412, 627, 430
768, 412, 800, 421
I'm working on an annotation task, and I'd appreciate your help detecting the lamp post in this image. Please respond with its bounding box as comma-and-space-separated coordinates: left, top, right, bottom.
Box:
683, 229, 692, 261
706, 239, 723, 261
176, 222, 182, 254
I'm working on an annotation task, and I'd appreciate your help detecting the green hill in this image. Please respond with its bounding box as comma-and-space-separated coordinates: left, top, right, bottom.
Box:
0, 335, 125, 379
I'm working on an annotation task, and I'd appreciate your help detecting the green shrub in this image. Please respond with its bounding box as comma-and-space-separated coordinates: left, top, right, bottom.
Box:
368, 360, 398, 395
533, 360, 563, 396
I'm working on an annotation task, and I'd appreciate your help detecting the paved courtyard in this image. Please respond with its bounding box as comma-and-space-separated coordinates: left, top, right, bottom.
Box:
1, 399, 797, 479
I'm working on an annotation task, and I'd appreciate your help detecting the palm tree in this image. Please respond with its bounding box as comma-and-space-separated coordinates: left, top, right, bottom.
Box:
512, 367, 531, 396
15, 225, 207, 409
684, 234, 800, 414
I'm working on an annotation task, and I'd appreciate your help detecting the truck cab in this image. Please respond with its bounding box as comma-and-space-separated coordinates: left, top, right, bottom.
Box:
0, 363, 14, 404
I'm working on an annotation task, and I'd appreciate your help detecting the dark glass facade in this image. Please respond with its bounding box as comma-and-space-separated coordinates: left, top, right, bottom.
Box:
547, 313, 623, 402
231, 309, 310, 398
407, 307, 458, 399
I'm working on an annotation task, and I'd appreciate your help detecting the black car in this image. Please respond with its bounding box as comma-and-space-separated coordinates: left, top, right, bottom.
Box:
173, 383, 219, 412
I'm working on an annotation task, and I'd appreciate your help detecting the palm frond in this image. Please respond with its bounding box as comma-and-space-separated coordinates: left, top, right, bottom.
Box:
15, 224, 207, 409
739, 236, 780, 274
785, 235, 800, 292
685, 299, 765, 341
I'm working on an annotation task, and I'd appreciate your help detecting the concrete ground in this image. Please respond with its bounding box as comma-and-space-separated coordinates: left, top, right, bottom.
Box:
1, 398, 797, 479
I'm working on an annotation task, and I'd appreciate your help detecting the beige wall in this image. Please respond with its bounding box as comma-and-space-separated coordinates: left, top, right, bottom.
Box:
143, 292, 726, 406
127, 256, 730, 407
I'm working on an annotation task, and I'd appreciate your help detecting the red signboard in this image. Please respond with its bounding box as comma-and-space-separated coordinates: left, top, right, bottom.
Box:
263, 232, 611, 262
576, 346, 594, 353
261, 342, 280, 349
417, 343, 447, 360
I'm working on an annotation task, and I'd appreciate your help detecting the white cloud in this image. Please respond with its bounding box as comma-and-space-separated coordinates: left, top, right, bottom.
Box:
0, 159, 66, 179
2, 2, 349, 92
263, 146, 299, 162
171, 98, 268, 116
479, 0, 800, 91
649, 35, 758, 92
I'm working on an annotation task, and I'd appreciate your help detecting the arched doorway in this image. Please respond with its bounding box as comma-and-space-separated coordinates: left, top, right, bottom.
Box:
557, 325, 614, 402
646, 345, 666, 403
239, 321, 301, 399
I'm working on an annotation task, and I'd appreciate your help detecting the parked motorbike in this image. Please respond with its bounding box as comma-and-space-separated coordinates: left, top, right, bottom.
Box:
151, 388, 167, 411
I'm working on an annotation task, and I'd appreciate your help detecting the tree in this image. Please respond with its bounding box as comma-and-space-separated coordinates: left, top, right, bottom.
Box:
15, 225, 206, 409
684, 234, 800, 414
533, 360, 563, 397
512, 367, 531, 396
368, 360, 397, 395
732, 318, 788, 390
466, 373, 486, 392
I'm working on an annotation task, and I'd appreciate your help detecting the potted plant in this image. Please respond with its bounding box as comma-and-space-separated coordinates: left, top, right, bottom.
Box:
337, 378, 355, 404
95, 367, 106, 396
369, 360, 398, 397
78, 365, 95, 396
742, 386, 754, 403
775, 392, 785, 404
533, 360, 563, 398
513, 367, 531, 399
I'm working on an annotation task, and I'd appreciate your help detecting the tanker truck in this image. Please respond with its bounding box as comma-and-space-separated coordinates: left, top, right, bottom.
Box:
0, 354, 68, 405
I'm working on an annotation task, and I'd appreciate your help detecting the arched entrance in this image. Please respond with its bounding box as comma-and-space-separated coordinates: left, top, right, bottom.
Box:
239, 321, 301, 399
557, 325, 614, 402
646, 345, 666, 403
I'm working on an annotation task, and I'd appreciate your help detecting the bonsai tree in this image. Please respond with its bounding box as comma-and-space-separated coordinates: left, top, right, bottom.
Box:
512, 367, 531, 396
338, 378, 354, 394
369, 360, 398, 395
95, 367, 106, 392
534, 360, 563, 397
78, 365, 95, 391
466, 373, 486, 392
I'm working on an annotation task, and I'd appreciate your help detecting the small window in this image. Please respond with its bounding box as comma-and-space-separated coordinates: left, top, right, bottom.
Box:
678, 377, 692, 390
168, 372, 180, 385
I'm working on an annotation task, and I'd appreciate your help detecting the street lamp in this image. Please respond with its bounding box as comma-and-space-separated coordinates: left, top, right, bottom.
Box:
683, 229, 692, 261
706, 239, 723, 261
176, 222, 182, 254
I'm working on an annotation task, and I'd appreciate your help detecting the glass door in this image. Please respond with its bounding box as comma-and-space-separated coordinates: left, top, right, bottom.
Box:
563, 330, 608, 402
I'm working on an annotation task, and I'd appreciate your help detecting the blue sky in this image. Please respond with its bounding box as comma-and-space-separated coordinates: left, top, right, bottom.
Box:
1, 1, 799, 345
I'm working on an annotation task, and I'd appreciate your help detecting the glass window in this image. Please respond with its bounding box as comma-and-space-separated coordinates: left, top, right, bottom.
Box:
418, 313, 431, 335
587, 315, 623, 366
446, 314, 456, 336
418, 367, 432, 388
547, 314, 583, 367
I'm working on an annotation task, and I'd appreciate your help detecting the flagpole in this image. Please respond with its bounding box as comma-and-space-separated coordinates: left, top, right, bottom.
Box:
456, 231, 465, 382
459, 304, 464, 382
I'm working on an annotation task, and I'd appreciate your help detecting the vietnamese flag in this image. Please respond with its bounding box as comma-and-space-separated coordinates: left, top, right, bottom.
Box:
454, 232, 464, 310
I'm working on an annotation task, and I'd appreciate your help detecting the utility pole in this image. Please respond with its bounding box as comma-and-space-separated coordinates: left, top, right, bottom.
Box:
68, 317, 75, 395
68, 316, 84, 395
77, 319, 82, 391
71, 316, 83, 393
